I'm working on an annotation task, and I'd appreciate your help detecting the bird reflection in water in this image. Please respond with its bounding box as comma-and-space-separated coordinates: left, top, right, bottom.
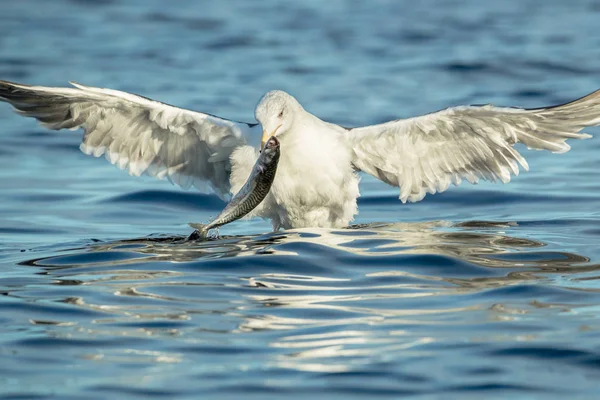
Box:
35, 219, 588, 271
20, 221, 598, 371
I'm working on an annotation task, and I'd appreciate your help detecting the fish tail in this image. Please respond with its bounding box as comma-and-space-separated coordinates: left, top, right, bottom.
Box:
187, 223, 209, 240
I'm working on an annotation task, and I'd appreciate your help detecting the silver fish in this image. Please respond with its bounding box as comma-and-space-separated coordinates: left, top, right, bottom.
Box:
188, 136, 280, 239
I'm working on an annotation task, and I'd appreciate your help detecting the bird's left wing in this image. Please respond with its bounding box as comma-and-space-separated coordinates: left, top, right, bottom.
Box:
0, 80, 261, 198
346, 89, 600, 203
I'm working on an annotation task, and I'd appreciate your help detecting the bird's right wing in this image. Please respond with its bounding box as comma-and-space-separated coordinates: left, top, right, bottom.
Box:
0, 80, 261, 198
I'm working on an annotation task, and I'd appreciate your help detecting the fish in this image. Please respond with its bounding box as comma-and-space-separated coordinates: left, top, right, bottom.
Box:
187, 136, 281, 239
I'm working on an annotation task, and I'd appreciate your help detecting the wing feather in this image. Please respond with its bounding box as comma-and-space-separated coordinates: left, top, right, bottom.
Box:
0, 80, 260, 198
347, 90, 600, 202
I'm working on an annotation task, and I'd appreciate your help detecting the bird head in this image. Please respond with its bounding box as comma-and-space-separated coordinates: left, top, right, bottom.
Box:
255, 90, 302, 149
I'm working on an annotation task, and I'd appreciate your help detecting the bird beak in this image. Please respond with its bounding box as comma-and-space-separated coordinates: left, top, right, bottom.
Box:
261, 124, 282, 149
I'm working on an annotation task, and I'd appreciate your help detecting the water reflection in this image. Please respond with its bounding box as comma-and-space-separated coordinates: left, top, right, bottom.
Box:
21, 220, 597, 306
11, 221, 600, 378
22, 220, 585, 264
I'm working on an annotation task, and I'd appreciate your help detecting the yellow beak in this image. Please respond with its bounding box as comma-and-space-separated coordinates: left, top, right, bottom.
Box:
261, 124, 282, 149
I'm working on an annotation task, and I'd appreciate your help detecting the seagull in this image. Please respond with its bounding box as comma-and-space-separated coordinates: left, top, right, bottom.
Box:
1, 80, 599, 230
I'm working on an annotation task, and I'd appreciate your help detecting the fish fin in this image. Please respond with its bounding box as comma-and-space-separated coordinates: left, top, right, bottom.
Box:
187, 223, 208, 241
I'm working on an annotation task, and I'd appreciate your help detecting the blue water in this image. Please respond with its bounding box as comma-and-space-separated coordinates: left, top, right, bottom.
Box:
2, 0, 600, 398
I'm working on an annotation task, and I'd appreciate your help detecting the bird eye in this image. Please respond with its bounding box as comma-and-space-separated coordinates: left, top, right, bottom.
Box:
278, 110, 284, 118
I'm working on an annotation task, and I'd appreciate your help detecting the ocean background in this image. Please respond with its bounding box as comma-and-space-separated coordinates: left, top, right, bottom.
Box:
1, 0, 600, 398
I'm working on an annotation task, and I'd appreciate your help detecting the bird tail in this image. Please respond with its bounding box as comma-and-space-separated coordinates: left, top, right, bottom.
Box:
187, 223, 209, 241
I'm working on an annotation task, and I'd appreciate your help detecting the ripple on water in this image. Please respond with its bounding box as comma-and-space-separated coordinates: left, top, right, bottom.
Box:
3, 0, 600, 398
1, 221, 598, 396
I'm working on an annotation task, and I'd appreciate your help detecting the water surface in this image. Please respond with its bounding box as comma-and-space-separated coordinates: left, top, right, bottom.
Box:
2, 0, 600, 398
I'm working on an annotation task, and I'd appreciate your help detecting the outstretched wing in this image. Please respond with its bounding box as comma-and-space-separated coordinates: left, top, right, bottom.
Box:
0, 80, 260, 198
346, 89, 600, 203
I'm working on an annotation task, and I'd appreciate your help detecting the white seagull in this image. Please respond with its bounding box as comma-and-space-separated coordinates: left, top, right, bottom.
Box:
1, 80, 599, 230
